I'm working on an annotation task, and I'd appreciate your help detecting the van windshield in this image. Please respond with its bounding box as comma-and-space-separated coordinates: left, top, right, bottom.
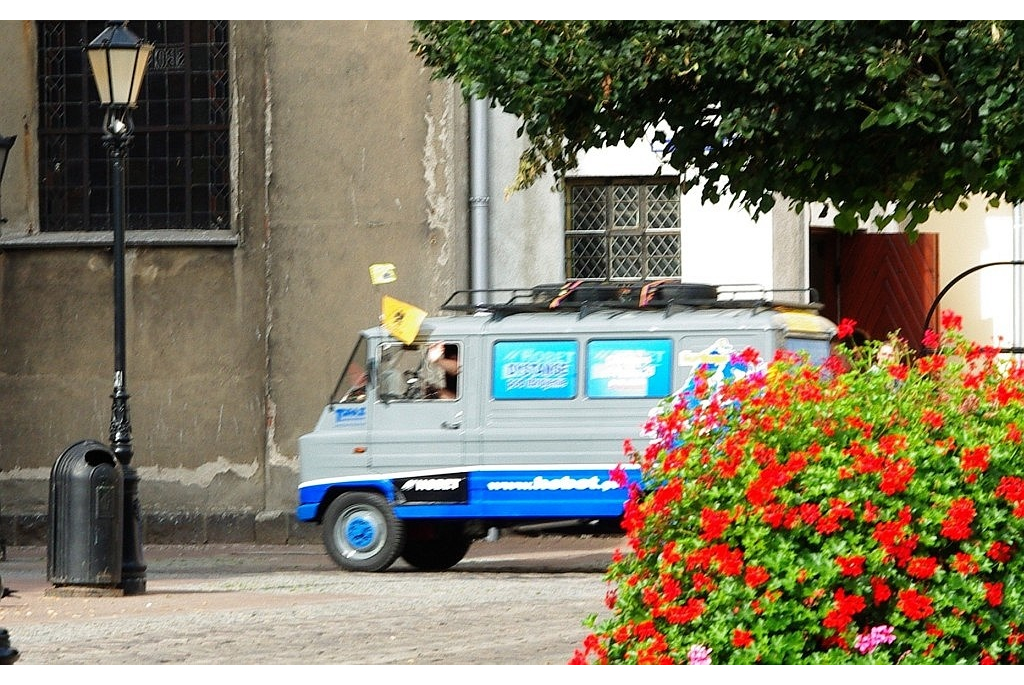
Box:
330, 336, 369, 404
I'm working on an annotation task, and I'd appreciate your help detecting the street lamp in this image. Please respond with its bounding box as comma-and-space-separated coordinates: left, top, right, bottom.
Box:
86, 20, 153, 596
0, 135, 15, 223
0, 133, 15, 665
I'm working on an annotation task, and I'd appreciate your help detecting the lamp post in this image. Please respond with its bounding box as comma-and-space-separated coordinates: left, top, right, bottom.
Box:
0, 135, 14, 223
0, 134, 16, 665
85, 21, 153, 596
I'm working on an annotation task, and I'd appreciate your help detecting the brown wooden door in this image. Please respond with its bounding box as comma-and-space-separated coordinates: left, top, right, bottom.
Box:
809, 229, 939, 353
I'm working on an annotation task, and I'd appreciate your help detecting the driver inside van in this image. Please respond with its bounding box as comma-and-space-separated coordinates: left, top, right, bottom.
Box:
427, 342, 460, 399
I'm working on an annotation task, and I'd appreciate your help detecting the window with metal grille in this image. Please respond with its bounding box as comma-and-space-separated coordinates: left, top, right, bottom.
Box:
37, 20, 230, 232
565, 178, 682, 281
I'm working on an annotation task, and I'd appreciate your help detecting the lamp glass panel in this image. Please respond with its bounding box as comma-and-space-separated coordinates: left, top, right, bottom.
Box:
86, 48, 112, 103
128, 44, 154, 106
107, 48, 143, 105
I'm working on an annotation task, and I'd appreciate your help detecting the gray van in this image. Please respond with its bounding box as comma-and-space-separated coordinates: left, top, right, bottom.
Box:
297, 281, 837, 571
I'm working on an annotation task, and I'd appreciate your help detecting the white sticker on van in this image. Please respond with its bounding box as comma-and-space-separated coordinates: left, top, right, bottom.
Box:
485, 475, 622, 492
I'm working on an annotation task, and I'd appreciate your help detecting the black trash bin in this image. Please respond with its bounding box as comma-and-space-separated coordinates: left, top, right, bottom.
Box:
0, 629, 18, 665
47, 439, 123, 587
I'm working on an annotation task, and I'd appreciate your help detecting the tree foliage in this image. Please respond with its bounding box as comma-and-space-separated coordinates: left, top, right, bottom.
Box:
412, 21, 1024, 234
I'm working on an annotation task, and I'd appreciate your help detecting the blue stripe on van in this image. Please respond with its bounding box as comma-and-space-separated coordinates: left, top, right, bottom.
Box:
296, 464, 641, 522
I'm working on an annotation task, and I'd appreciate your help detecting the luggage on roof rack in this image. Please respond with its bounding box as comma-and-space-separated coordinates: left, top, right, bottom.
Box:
439, 280, 822, 316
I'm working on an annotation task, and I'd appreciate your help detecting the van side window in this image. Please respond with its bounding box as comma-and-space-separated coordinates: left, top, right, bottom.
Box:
378, 342, 460, 401
585, 339, 673, 399
492, 340, 578, 400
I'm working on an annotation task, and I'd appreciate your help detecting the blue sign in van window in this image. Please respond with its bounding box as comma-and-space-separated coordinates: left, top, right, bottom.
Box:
493, 340, 578, 400
586, 339, 673, 399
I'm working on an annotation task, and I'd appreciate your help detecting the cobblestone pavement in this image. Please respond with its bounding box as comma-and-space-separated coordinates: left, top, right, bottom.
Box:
0, 534, 622, 666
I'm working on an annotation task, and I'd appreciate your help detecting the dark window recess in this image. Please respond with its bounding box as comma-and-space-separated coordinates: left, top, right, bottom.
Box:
37, 20, 230, 232
565, 178, 682, 281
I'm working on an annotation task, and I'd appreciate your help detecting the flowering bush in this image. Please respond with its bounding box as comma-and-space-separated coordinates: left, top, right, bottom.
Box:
572, 312, 1024, 664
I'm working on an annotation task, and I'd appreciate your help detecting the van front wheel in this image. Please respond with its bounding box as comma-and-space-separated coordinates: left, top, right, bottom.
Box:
322, 492, 404, 572
400, 522, 472, 571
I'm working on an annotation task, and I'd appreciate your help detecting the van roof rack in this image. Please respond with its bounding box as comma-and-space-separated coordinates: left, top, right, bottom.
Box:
440, 280, 822, 319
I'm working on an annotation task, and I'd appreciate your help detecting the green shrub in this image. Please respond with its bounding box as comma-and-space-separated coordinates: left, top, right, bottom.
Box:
572, 312, 1024, 664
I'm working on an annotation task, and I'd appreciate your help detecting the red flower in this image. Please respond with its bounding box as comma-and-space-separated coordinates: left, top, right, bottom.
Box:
799, 502, 822, 525
634, 620, 657, 639
699, 507, 732, 541
732, 628, 755, 648
836, 555, 866, 577
692, 572, 716, 593
816, 498, 855, 535
988, 541, 1014, 564
642, 585, 662, 610
745, 464, 793, 506
823, 355, 848, 377
1009, 423, 1023, 444
663, 597, 705, 624
870, 576, 892, 604
714, 453, 743, 479
661, 540, 682, 565
941, 310, 963, 331
760, 502, 787, 528
996, 477, 1024, 517
660, 574, 682, 603
879, 458, 915, 495
922, 328, 941, 349
837, 317, 857, 339
897, 588, 934, 620
874, 514, 917, 563
651, 479, 683, 514
906, 556, 939, 579
960, 445, 991, 473
887, 364, 909, 382
714, 545, 744, 576
921, 409, 944, 429
878, 434, 908, 456
985, 581, 1004, 607
916, 353, 946, 375
940, 498, 976, 541
822, 588, 866, 632
744, 565, 770, 588
738, 346, 762, 365
951, 552, 979, 575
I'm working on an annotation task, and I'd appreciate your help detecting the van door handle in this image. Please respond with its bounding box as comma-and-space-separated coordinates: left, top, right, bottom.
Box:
441, 411, 463, 430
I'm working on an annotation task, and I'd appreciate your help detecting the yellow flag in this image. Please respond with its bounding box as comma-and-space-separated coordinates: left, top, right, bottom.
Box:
369, 263, 397, 285
381, 295, 426, 345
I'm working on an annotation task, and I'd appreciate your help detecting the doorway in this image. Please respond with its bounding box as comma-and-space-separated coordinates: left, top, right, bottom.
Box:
809, 228, 939, 353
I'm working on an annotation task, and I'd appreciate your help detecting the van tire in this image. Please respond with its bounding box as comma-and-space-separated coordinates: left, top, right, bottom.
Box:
400, 522, 472, 571
323, 492, 404, 572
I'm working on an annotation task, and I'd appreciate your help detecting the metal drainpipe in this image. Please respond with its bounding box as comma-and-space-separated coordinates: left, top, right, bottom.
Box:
469, 97, 490, 305
470, 97, 499, 544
